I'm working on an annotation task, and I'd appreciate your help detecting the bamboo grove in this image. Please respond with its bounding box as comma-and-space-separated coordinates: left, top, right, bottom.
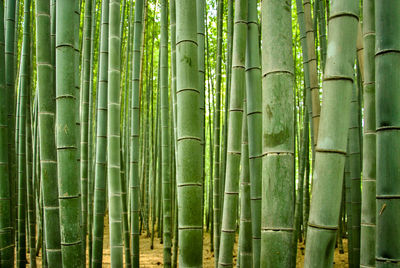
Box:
0, 0, 398, 267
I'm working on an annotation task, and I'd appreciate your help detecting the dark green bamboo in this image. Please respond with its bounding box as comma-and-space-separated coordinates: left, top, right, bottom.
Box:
218, 0, 247, 266
317, 0, 327, 70
56, 0, 82, 266
245, 0, 262, 266
303, 0, 359, 266
260, 0, 295, 266
345, 146, 353, 268
213, 0, 223, 264
91, 0, 109, 266
175, 0, 203, 265
360, 0, 376, 266
239, 102, 252, 267
26, 53, 35, 268
0, 0, 13, 266
6, 1, 17, 253
349, 82, 361, 267
375, 1, 400, 267
17, 0, 31, 265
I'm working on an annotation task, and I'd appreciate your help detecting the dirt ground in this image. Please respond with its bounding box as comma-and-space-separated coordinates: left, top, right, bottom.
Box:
33, 224, 348, 267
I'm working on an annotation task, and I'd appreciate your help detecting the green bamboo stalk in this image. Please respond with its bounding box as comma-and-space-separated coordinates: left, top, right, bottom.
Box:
317, 0, 327, 70
260, 0, 295, 266
56, 0, 82, 266
6, 1, 17, 253
245, 0, 262, 265
345, 146, 353, 268
220, 0, 233, 216
303, 0, 321, 150
239, 102, 252, 267
91, 0, 109, 266
87, 1, 98, 265
349, 82, 361, 267
16, 0, 31, 265
107, 0, 123, 266
218, 0, 247, 266
129, 0, 145, 265
0, 0, 13, 266
360, 0, 376, 266
196, 0, 205, 228
80, 0, 92, 261
175, 0, 203, 265
375, 1, 400, 267
213, 0, 223, 264
160, 0, 171, 265
26, 53, 36, 268
303, 0, 359, 266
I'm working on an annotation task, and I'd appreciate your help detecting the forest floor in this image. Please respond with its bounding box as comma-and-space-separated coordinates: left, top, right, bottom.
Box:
32, 226, 348, 267
32, 215, 348, 267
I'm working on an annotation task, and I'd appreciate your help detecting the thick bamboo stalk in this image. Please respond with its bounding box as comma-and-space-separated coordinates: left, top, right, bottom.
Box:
303, 0, 359, 266
175, 0, 203, 265
245, 0, 262, 265
260, 0, 295, 266
16, 2, 31, 265
91, 0, 109, 266
349, 83, 361, 267
218, 0, 247, 265
80, 0, 93, 261
160, 0, 171, 265
239, 102, 252, 267
213, 0, 223, 264
56, 0, 82, 266
107, 0, 123, 266
129, 0, 145, 265
360, 0, 376, 266
0, 0, 13, 266
303, 0, 321, 148
375, 1, 400, 267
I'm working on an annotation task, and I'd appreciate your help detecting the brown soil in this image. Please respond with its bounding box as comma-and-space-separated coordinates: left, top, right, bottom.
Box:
32, 223, 348, 267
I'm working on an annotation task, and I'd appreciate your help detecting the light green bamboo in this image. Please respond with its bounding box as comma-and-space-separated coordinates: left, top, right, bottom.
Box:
80, 0, 93, 261
303, 0, 321, 150
218, 0, 247, 266
107, 0, 123, 266
91, 0, 109, 266
0, 0, 13, 266
129, 0, 145, 265
160, 0, 171, 265
36, 0, 62, 265
303, 0, 359, 266
375, 1, 400, 267
245, 0, 262, 266
196, 0, 205, 228
56, 0, 82, 266
175, 0, 203, 265
260, 0, 294, 266
360, 0, 376, 266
